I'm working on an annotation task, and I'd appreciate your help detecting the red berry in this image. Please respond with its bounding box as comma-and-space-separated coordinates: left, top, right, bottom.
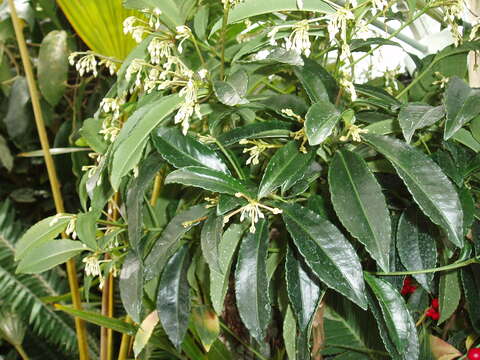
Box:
468, 348, 480, 360
401, 277, 417, 295
425, 307, 440, 320
431, 298, 439, 309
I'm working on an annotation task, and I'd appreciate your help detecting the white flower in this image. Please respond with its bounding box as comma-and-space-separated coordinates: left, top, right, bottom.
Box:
198, 69, 208, 80
123, 16, 137, 34
223, 193, 282, 233
325, 7, 355, 43
175, 25, 192, 53
148, 37, 174, 65
83, 255, 101, 277
297, 0, 304, 9
65, 217, 77, 240
100, 97, 125, 119
74, 54, 98, 77
222, 0, 243, 8
285, 20, 311, 57
372, 0, 388, 13
175, 102, 196, 135
340, 124, 368, 142
239, 139, 281, 166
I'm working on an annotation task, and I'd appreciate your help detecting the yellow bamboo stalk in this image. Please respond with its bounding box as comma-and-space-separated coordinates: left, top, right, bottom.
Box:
6, 1, 89, 359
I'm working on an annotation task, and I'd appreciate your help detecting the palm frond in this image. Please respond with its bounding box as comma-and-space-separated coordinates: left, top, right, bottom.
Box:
56, 0, 138, 60
0, 200, 97, 356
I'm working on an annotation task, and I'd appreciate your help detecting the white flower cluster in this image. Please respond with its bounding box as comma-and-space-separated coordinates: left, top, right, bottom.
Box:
69, 52, 117, 77
65, 217, 77, 240
340, 123, 368, 142
239, 139, 281, 166
267, 18, 319, 57
443, 0, 464, 46
223, 193, 282, 233
123, 8, 163, 43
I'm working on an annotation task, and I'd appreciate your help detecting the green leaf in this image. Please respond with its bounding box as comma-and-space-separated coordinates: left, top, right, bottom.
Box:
210, 0, 335, 35
126, 153, 164, 253
258, 141, 314, 199
322, 294, 382, 359
398, 104, 444, 143
144, 205, 210, 281
38, 30, 68, 107
201, 215, 224, 274
283, 306, 297, 360
280, 202, 367, 309
285, 245, 323, 331
304, 100, 341, 145
210, 224, 245, 314
235, 219, 271, 342
461, 266, 480, 333
110, 94, 181, 190
444, 77, 480, 140
294, 58, 338, 103
75, 211, 98, 250
79, 118, 108, 154
17, 240, 85, 274
153, 127, 230, 173
38, 30, 68, 106
133, 311, 159, 357
157, 245, 191, 349
217, 121, 294, 146
165, 166, 252, 197
213, 70, 249, 106
459, 186, 474, 236
397, 207, 437, 292
193, 5, 209, 41
365, 274, 419, 360
120, 251, 143, 323
329, 149, 391, 271
192, 307, 220, 352
55, 304, 137, 335
0, 134, 13, 172
438, 270, 460, 324
4, 77, 31, 141
451, 128, 480, 153
249, 47, 303, 66
363, 134, 463, 248
15, 214, 72, 260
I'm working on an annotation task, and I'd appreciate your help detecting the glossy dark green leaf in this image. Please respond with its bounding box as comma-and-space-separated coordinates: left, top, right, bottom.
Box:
258, 142, 314, 199
144, 205, 210, 281
16, 240, 85, 274
217, 121, 294, 146
280, 202, 367, 309
322, 294, 382, 359
285, 245, 323, 331
235, 219, 271, 341
452, 128, 480, 152
365, 274, 419, 360
461, 266, 480, 333
165, 166, 252, 197
294, 57, 338, 103
444, 77, 480, 140
398, 104, 444, 143
153, 127, 229, 173
120, 251, 143, 323
329, 149, 391, 271
305, 100, 341, 145
15, 214, 72, 260
363, 134, 463, 248
355, 84, 401, 109
438, 270, 460, 324
261, 94, 309, 116
126, 153, 163, 254
249, 47, 303, 66
201, 215, 224, 273
210, 224, 245, 314
38, 30, 68, 106
459, 186, 474, 236
157, 245, 191, 349
110, 94, 181, 190
76, 211, 98, 250
397, 207, 437, 292
213, 70, 249, 106
56, 304, 137, 335
79, 118, 107, 154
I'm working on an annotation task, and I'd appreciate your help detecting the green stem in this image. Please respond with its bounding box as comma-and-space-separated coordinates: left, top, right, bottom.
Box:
219, 322, 268, 360
220, 2, 231, 80
214, 139, 245, 180
97, 220, 127, 228
371, 257, 479, 276
191, 36, 206, 68
14, 344, 30, 360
